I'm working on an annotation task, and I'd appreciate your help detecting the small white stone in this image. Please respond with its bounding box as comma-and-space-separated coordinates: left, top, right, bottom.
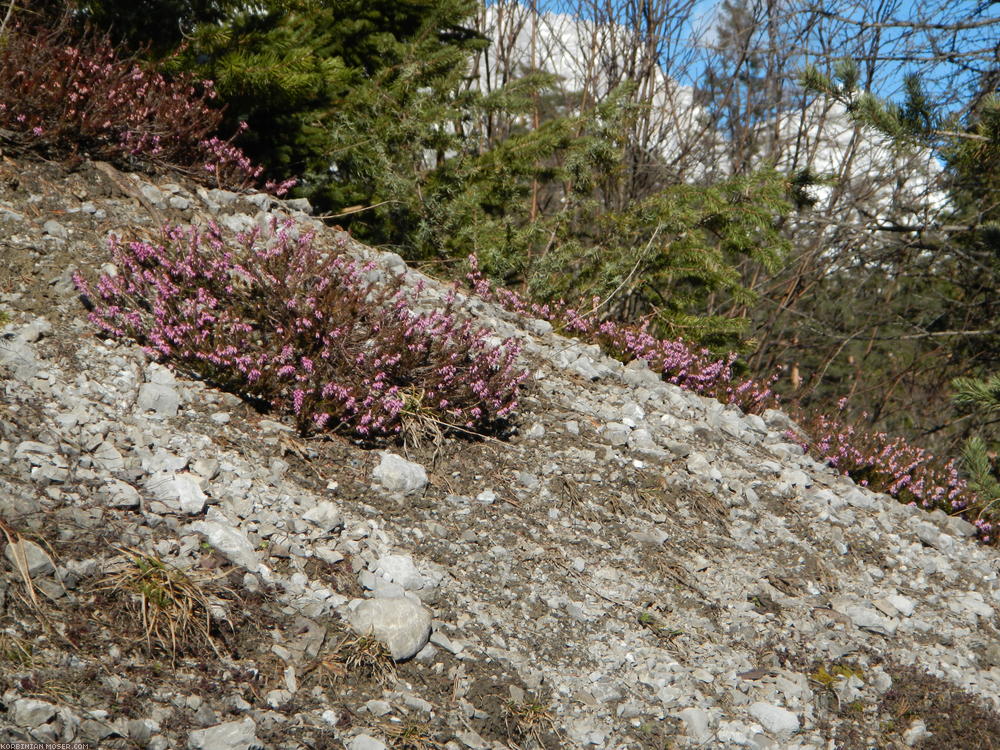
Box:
348, 735, 388, 750
748, 702, 799, 737
373, 453, 427, 495
189, 518, 261, 572
903, 719, 931, 746
187, 718, 259, 750
348, 597, 432, 661
677, 707, 711, 742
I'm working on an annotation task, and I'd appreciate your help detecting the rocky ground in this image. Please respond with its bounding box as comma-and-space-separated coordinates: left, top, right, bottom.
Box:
2, 155, 1000, 750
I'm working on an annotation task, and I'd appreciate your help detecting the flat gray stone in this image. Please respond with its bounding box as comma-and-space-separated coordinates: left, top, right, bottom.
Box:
664, 440, 692, 457
528, 318, 553, 336
102, 479, 141, 508
628, 428, 660, 452
301, 501, 343, 532
129, 718, 159, 743
903, 719, 930, 746
842, 604, 898, 636
145, 472, 206, 514
15, 317, 52, 342
943, 515, 976, 537
219, 214, 254, 234
207, 188, 239, 206
147, 363, 176, 385
43, 219, 69, 239
364, 699, 392, 716
284, 197, 312, 214
187, 718, 261, 750
629, 529, 669, 546
373, 453, 427, 495
686, 452, 712, 476
748, 702, 799, 737
885, 594, 916, 617
0, 335, 40, 381
677, 707, 711, 742
140, 184, 166, 208
348, 735, 388, 750
13, 698, 57, 727
265, 689, 292, 708
601, 422, 631, 446
780, 468, 812, 487
348, 597, 432, 661
569, 355, 602, 380
373, 554, 425, 591
192, 458, 220, 480
949, 591, 995, 619
138, 382, 180, 416
189, 519, 261, 572
92, 440, 125, 471
5, 538, 55, 576
15, 440, 57, 459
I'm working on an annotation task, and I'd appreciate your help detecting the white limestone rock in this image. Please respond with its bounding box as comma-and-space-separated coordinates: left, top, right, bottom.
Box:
373, 453, 427, 495
348, 597, 432, 661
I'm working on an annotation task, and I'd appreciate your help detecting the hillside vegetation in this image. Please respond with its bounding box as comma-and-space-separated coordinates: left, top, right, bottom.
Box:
1, 0, 999, 541
5, 5, 1000, 748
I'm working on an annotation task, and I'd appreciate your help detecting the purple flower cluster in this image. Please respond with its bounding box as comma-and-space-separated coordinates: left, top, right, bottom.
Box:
463, 255, 996, 544
464, 256, 778, 414
74, 221, 527, 439
0, 16, 292, 193
793, 408, 991, 542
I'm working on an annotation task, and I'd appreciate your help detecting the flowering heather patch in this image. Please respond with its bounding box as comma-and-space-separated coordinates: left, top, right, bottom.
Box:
462, 255, 997, 542
0, 16, 291, 194
792, 409, 992, 541
464, 256, 778, 414
74, 221, 527, 440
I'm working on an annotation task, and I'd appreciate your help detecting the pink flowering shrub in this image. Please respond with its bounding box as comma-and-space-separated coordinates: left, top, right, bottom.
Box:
464, 254, 997, 542
74, 221, 526, 439
0, 15, 291, 193
793, 408, 992, 541
464, 255, 778, 414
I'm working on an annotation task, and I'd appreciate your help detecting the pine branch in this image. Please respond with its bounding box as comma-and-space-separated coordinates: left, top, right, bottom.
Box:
953, 374, 1000, 413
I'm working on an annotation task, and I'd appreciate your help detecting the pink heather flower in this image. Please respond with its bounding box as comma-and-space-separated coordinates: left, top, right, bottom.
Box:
75, 226, 526, 440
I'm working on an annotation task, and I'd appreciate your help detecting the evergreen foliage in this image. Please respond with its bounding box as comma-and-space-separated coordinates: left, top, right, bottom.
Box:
800, 59, 1000, 443
532, 169, 789, 347
954, 375, 1000, 511
41, 0, 790, 350
806, 60, 1000, 513
953, 374, 1000, 415
960, 436, 1000, 509
162, 0, 488, 218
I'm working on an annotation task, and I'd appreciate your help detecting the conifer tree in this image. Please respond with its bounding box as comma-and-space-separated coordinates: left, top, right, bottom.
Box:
953, 375, 1000, 512
805, 59, 1000, 484
64, 0, 790, 349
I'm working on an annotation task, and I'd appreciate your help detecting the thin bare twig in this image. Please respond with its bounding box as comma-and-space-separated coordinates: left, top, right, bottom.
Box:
0, 1, 17, 40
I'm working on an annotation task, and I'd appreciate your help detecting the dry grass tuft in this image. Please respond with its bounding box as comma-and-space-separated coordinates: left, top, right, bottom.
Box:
310, 631, 397, 687
502, 698, 557, 748
875, 663, 1000, 750
0, 630, 34, 666
378, 718, 448, 750
0, 520, 44, 609
92, 546, 232, 663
